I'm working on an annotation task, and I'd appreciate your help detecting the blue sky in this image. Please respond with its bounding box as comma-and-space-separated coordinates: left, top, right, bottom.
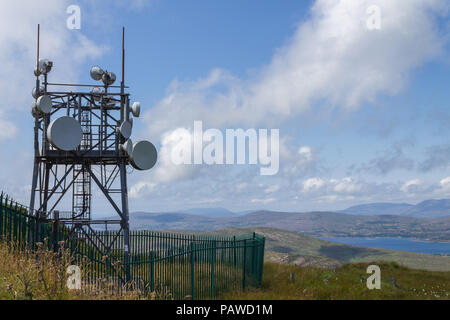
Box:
1, 0, 450, 217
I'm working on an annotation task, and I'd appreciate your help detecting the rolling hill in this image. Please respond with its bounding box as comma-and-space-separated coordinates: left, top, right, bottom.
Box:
169, 227, 450, 272
340, 199, 450, 219
127, 210, 450, 241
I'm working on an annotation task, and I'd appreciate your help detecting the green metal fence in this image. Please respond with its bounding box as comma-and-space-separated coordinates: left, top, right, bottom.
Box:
0, 192, 265, 299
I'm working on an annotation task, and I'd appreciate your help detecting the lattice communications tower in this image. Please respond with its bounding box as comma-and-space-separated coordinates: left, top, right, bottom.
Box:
29, 25, 157, 266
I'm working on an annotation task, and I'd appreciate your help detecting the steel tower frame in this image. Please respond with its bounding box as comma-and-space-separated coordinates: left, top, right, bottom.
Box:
29, 26, 133, 277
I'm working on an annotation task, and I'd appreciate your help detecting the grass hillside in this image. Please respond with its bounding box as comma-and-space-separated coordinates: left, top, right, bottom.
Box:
223, 262, 450, 300
200, 227, 450, 272
1, 239, 448, 300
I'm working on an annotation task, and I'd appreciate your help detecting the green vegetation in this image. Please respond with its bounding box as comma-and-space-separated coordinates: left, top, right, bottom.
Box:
0, 241, 145, 300
1, 239, 449, 300
1, 194, 265, 300
223, 262, 450, 300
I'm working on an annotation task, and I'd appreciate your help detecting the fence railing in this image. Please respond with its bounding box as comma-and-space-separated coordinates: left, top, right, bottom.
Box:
0, 192, 265, 299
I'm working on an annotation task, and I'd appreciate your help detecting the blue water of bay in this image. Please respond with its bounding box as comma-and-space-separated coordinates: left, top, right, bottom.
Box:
320, 237, 450, 255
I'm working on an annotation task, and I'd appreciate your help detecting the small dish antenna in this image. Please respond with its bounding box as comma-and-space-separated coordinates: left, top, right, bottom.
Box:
102, 71, 116, 86
34, 59, 53, 76
31, 101, 39, 117
36, 95, 52, 114
120, 139, 133, 156
47, 116, 83, 151
91, 87, 103, 101
131, 102, 141, 117
32, 85, 44, 99
130, 140, 158, 171
119, 120, 132, 139
90, 66, 105, 81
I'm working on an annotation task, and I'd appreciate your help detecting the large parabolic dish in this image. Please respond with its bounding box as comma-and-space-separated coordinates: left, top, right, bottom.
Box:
130, 140, 158, 170
47, 116, 83, 151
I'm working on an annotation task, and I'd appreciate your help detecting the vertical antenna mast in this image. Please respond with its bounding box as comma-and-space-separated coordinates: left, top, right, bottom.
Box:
30, 24, 40, 214
36, 24, 40, 77
122, 26, 125, 85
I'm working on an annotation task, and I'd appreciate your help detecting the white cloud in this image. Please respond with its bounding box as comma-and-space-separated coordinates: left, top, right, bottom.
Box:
0, 0, 104, 114
0, 1, 105, 196
145, 0, 448, 137
333, 177, 362, 193
0, 112, 16, 142
401, 179, 421, 193
302, 177, 362, 194
251, 198, 276, 204
439, 177, 450, 189
303, 177, 325, 191
136, 0, 449, 208
129, 182, 156, 199
236, 183, 248, 192
264, 185, 280, 194
152, 128, 199, 183
298, 146, 313, 161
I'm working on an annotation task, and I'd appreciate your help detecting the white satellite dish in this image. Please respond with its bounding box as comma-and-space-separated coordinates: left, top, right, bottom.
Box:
91, 87, 103, 101
119, 121, 132, 139
131, 102, 141, 117
47, 116, 83, 151
32, 86, 44, 99
34, 59, 53, 76
31, 101, 39, 117
36, 95, 52, 114
90, 66, 104, 81
120, 139, 133, 156
102, 71, 116, 86
130, 140, 158, 171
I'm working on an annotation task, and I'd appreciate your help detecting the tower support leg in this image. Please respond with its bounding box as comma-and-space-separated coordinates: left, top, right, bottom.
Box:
119, 161, 131, 282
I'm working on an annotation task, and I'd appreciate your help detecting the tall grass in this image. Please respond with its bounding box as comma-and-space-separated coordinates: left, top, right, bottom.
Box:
0, 240, 147, 300
222, 262, 450, 300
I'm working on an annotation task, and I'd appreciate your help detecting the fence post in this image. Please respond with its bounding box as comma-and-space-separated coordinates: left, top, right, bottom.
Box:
12, 202, 18, 242
36, 210, 41, 244
233, 236, 237, 267
7, 197, 11, 242
211, 241, 216, 299
191, 242, 195, 300
242, 239, 247, 291
251, 234, 256, 277
0, 193, 3, 239
52, 211, 59, 252
150, 251, 154, 292
260, 237, 265, 286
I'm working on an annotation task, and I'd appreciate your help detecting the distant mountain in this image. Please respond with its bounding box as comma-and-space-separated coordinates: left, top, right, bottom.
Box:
403, 199, 450, 219
339, 203, 413, 216
176, 207, 240, 218
127, 210, 450, 241
340, 199, 450, 219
